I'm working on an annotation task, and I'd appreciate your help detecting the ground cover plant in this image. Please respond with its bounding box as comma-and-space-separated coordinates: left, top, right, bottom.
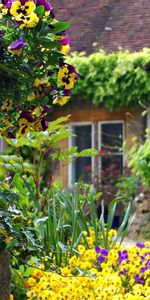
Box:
20, 230, 150, 300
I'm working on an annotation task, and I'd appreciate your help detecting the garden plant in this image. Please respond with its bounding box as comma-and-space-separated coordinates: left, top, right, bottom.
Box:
0, 0, 150, 300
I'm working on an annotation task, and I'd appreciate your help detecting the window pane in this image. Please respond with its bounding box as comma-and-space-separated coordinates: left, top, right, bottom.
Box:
71, 125, 92, 183
72, 125, 92, 151
101, 154, 123, 184
74, 157, 92, 183
101, 123, 123, 152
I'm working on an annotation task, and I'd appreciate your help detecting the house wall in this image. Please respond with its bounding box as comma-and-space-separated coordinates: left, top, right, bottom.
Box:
52, 105, 145, 186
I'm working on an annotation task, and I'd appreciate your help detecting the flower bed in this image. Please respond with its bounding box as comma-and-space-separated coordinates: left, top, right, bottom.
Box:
26, 237, 150, 300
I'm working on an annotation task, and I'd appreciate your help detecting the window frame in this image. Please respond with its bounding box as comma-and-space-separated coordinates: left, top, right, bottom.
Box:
68, 122, 95, 186
147, 111, 150, 129
0, 139, 4, 154
68, 120, 125, 186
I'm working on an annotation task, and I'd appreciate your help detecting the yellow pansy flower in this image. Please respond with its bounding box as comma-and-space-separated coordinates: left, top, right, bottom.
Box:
10, 0, 36, 17
57, 66, 77, 90
53, 95, 70, 106
1, 98, 12, 112
16, 12, 39, 28
60, 44, 70, 55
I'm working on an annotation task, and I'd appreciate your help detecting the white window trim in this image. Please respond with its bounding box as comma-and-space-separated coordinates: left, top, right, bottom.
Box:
147, 111, 150, 129
0, 139, 4, 154
68, 121, 125, 186
98, 120, 125, 171
68, 122, 95, 186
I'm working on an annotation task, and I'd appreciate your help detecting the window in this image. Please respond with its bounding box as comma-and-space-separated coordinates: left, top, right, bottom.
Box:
69, 123, 93, 184
98, 122, 124, 185
69, 121, 124, 186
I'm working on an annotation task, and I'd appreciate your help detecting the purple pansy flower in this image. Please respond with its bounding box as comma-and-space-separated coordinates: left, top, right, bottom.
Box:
95, 246, 101, 254
140, 267, 148, 273
2, 0, 12, 9
20, 111, 35, 122
118, 250, 129, 264
8, 38, 26, 54
135, 274, 145, 284
41, 105, 51, 115
136, 242, 146, 249
57, 32, 70, 45
63, 89, 71, 97
41, 119, 49, 131
140, 255, 146, 262
36, 0, 53, 12
8, 131, 15, 139
47, 70, 54, 77
97, 256, 105, 264
101, 249, 108, 257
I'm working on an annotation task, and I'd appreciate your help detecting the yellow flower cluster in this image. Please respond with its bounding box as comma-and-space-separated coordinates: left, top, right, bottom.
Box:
10, 0, 39, 28
81, 228, 117, 248
26, 231, 150, 300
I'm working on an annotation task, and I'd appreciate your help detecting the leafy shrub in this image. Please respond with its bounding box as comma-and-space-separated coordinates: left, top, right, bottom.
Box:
127, 136, 150, 188
69, 49, 150, 110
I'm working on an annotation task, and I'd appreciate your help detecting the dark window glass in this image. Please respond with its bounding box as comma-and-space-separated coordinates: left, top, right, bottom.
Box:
100, 123, 123, 184
72, 125, 92, 151
101, 123, 123, 152
71, 125, 92, 183
75, 157, 92, 182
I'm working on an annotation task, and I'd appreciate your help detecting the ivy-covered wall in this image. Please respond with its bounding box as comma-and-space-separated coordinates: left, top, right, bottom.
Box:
69, 49, 150, 111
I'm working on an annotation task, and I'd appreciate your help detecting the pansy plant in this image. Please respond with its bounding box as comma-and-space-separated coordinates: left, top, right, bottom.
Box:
0, 0, 79, 138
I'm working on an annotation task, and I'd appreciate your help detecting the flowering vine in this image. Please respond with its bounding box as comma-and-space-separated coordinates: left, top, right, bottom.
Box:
0, 0, 79, 138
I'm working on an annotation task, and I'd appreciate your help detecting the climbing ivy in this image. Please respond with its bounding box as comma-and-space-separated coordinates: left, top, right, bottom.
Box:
69, 49, 150, 110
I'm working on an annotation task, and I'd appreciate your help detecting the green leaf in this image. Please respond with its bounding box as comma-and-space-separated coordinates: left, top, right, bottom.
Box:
6, 239, 18, 251
35, 5, 45, 17
11, 268, 26, 289
38, 37, 61, 49
77, 148, 98, 157
47, 21, 70, 34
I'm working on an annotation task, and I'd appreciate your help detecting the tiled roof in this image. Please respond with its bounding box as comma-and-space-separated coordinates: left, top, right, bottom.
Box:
51, 0, 150, 54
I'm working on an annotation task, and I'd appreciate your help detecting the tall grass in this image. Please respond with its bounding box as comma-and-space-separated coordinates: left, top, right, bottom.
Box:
35, 184, 132, 266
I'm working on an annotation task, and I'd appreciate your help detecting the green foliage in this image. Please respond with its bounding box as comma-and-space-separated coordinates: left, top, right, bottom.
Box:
0, 2, 78, 137
127, 135, 150, 188
79, 185, 132, 249
5, 116, 98, 200
115, 173, 138, 201
69, 49, 150, 110
0, 175, 39, 256
34, 182, 132, 268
